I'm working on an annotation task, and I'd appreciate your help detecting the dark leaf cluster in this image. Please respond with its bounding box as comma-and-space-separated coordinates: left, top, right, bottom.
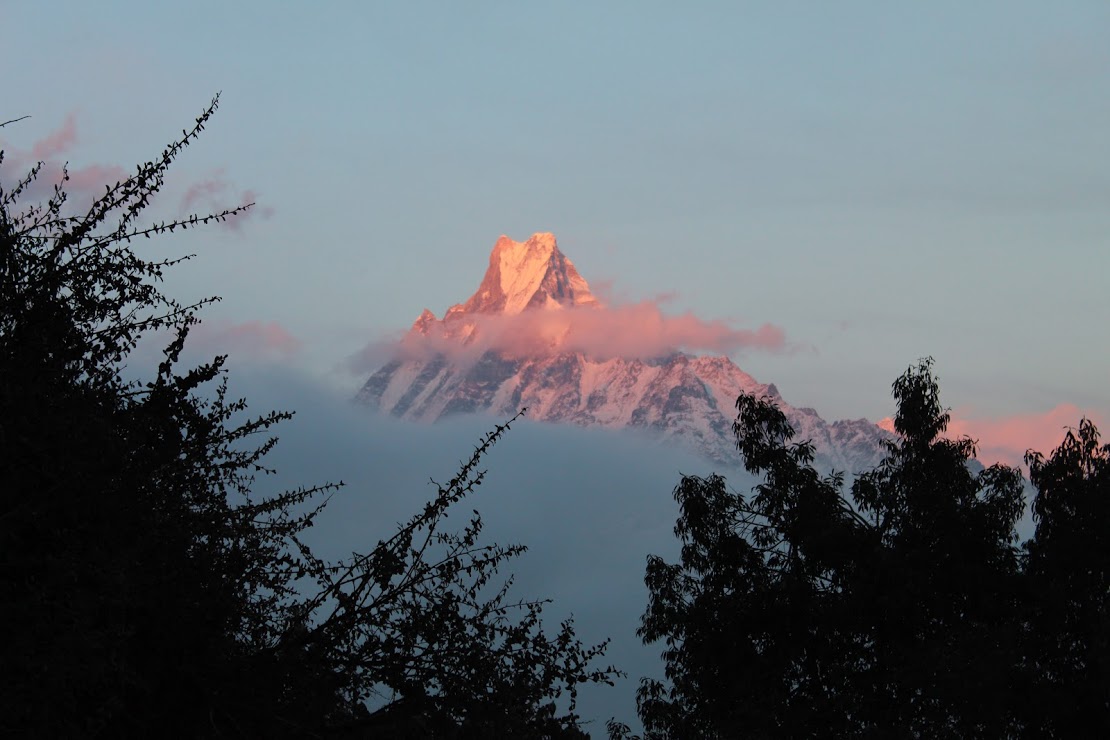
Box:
619, 359, 1110, 739
1, 99, 616, 738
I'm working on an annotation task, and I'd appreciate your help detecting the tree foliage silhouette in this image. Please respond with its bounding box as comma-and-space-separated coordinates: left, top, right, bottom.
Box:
1022, 417, 1110, 735
614, 359, 1108, 738
1, 98, 616, 738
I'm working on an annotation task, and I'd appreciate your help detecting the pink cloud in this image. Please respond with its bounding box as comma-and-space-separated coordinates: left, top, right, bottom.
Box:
945, 404, 1107, 468
1, 159, 128, 207
65, 162, 128, 192
878, 405, 1109, 468
221, 188, 275, 231
189, 320, 302, 362
2, 114, 124, 205
180, 169, 229, 213
1, 112, 269, 230
179, 172, 273, 231
30, 113, 77, 160
396, 300, 788, 363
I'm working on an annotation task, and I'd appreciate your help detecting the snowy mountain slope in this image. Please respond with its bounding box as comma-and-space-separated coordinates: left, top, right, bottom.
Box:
357, 233, 889, 472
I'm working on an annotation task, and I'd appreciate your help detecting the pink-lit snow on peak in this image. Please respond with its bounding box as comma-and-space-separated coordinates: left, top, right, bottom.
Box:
456, 233, 600, 316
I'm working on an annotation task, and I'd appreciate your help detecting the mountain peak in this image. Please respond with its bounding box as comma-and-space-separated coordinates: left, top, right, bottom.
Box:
361, 232, 890, 472
458, 232, 599, 316
496, 231, 557, 250
411, 308, 437, 335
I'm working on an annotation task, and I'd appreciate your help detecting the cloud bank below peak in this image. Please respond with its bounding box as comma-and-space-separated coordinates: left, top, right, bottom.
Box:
351, 232, 790, 371
392, 299, 788, 365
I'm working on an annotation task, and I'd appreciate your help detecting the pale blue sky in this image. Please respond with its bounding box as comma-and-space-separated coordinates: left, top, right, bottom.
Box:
4, 0, 1108, 423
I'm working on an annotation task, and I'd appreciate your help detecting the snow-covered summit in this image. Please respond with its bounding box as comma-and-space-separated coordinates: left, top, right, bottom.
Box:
453, 233, 599, 316
359, 233, 890, 472
410, 308, 437, 336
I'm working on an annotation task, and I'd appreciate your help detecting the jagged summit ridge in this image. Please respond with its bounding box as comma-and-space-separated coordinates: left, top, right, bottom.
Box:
361, 233, 889, 471
414, 233, 599, 328
466, 232, 598, 315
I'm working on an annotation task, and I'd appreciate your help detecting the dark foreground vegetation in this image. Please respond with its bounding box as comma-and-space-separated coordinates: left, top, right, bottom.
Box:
4, 101, 1107, 738
610, 359, 1109, 739
1, 99, 617, 738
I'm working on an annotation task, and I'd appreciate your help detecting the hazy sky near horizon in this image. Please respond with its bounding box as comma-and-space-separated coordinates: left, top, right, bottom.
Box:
3, 0, 1108, 432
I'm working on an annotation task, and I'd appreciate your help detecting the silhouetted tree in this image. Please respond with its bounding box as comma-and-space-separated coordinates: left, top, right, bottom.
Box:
618, 359, 1110, 739
1, 98, 615, 738
1021, 417, 1110, 735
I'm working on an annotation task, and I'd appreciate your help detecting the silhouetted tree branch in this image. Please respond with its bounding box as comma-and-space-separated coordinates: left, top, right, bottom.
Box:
2, 97, 616, 738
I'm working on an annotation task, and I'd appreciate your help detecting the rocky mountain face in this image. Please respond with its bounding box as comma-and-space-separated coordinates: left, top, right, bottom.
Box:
357, 233, 889, 472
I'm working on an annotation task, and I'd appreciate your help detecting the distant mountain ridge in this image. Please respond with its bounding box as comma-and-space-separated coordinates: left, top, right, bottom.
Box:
358, 233, 888, 472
